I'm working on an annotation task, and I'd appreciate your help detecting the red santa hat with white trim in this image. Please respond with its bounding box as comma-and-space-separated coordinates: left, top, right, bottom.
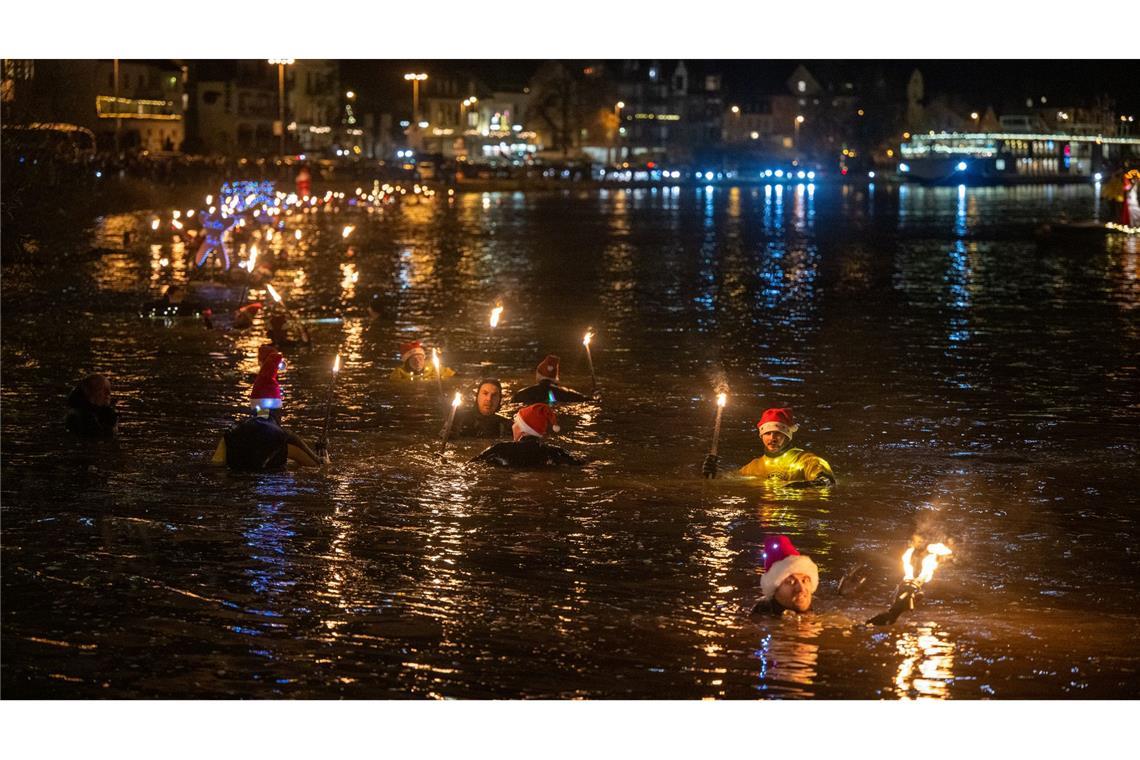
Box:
400, 340, 426, 362
757, 407, 800, 440
760, 534, 819, 599
536, 354, 560, 381
514, 403, 560, 438
250, 344, 284, 410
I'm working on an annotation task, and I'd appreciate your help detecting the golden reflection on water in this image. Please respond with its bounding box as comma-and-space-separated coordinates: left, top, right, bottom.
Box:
754, 616, 822, 697
892, 623, 956, 700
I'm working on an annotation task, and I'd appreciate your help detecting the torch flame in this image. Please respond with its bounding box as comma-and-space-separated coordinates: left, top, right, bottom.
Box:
332, 354, 341, 373
451, 390, 462, 408
431, 347, 441, 370
716, 392, 727, 408
902, 543, 952, 584
265, 284, 282, 303
151, 218, 160, 230
583, 329, 593, 347
247, 245, 259, 271
490, 305, 503, 328
901, 547, 917, 581
295, 230, 303, 241
342, 225, 355, 239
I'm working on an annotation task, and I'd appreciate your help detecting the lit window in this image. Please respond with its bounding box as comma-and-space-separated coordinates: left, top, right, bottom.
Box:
797, 80, 806, 93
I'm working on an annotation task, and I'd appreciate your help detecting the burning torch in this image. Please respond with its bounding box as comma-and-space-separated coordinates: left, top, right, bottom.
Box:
583, 328, 597, 396
703, 392, 728, 479
317, 352, 342, 456
440, 390, 463, 457
867, 543, 953, 626
237, 244, 259, 306
489, 303, 503, 329
431, 347, 444, 399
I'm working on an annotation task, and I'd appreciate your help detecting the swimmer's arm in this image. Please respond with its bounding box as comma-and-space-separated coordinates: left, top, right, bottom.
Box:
284, 432, 325, 466
802, 455, 836, 485
211, 439, 226, 465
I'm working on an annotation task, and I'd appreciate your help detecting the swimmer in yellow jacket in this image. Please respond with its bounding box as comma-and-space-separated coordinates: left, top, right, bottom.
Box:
388, 339, 457, 382
703, 406, 835, 486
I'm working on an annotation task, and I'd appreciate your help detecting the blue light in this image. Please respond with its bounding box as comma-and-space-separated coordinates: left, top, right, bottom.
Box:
807, 171, 816, 179
95, 170, 102, 178
1094, 172, 1103, 181
898, 163, 909, 173
764, 169, 773, 177
797, 170, 806, 179
956, 161, 968, 171
774, 169, 784, 178
704, 171, 714, 181
867, 170, 875, 178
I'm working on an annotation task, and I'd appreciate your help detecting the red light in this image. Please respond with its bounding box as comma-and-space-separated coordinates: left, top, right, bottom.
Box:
841, 167, 848, 175
647, 161, 656, 169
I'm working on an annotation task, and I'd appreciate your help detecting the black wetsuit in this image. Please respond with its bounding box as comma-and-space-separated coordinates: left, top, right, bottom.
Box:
750, 597, 812, 617
446, 408, 513, 440
65, 387, 118, 438
512, 378, 590, 405
471, 435, 583, 468
221, 416, 320, 471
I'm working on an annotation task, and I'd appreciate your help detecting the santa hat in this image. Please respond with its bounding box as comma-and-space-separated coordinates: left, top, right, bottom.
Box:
514, 403, 560, 438
760, 535, 819, 599
401, 340, 426, 362
758, 407, 800, 440
536, 354, 560, 381
251, 345, 284, 409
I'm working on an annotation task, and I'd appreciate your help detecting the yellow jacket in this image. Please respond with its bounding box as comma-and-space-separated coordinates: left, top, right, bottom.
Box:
388, 364, 456, 382
739, 448, 835, 485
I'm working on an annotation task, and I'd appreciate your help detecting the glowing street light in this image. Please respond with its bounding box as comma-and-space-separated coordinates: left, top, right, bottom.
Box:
267, 59, 295, 156
404, 72, 428, 123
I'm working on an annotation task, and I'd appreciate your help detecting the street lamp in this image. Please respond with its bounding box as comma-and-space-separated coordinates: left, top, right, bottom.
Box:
613, 101, 625, 165
461, 96, 478, 129
268, 59, 294, 156
404, 73, 428, 123
794, 114, 805, 150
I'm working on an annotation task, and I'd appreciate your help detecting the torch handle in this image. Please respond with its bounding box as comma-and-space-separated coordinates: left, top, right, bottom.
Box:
319, 375, 338, 447
867, 582, 921, 626
439, 405, 459, 456
585, 345, 597, 396
710, 406, 725, 457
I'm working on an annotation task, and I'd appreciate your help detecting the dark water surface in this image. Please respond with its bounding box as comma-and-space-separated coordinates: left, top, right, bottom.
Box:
3, 183, 1138, 698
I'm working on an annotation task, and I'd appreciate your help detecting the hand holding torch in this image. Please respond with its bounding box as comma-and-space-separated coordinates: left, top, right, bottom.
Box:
703, 392, 728, 479
868, 544, 953, 626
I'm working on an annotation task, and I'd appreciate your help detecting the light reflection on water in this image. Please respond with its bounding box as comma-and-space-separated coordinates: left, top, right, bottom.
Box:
2, 183, 1139, 698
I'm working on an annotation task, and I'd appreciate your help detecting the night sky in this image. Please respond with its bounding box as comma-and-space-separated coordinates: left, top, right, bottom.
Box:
339, 59, 1139, 118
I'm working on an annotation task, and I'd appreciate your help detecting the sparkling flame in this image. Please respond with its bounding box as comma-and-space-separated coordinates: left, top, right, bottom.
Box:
490, 305, 503, 328
451, 390, 463, 408
247, 245, 259, 271
431, 347, 441, 370
342, 225, 355, 239
583, 329, 593, 347
265, 284, 282, 303
332, 354, 341, 373
716, 392, 727, 408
